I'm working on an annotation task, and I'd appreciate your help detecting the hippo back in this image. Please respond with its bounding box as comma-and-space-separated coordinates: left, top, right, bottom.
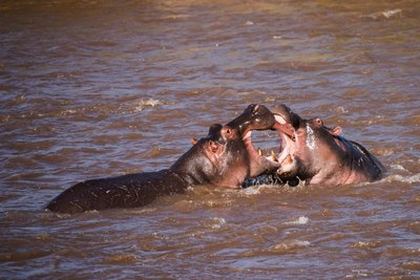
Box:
47, 170, 187, 214
343, 138, 386, 181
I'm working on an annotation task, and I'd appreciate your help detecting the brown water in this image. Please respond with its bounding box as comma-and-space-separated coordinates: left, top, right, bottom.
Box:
1, 0, 419, 279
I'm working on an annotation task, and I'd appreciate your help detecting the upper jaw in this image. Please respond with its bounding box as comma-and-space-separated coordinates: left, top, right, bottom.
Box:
226, 104, 299, 178
273, 114, 295, 140
226, 104, 276, 136
240, 114, 297, 177
254, 109, 298, 176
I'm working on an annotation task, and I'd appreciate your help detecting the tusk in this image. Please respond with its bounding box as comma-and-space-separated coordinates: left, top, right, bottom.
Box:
274, 114, 286, 125
271, 150, 278, 161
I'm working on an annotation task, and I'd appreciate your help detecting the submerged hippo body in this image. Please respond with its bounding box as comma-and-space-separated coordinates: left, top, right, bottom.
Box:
47, 124, 251, 213
270, 104, 386, 186
46, 170, 187, 213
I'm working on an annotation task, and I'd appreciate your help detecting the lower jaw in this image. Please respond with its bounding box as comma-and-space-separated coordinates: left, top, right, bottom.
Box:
248, 157, 278, 178
243, 132, 295, 177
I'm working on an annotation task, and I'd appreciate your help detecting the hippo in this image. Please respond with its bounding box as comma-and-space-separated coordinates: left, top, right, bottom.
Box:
243, 104, 385, 187
47, 105, 276, 214
46, 124, 246, 213
225, 104, 279, 178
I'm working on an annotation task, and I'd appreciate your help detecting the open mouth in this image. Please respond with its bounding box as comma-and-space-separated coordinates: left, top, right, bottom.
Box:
242, 113, 296, 176
271, 113, 296, 167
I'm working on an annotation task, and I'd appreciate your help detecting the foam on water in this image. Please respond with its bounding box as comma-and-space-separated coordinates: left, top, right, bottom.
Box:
134, 98, 162, 112
284, 216, 309, 225
242, 184, 273, 195
384, 174, 420, 184
271, 240, 311, 252
390, 164, 408, 172
1, 0, 418, 278
241, 183, 286, 196
209, 217, 226, 229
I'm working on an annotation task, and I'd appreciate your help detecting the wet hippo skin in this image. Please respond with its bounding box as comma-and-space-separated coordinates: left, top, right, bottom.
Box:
226, 104, 300, 188
46, 104, 280, 214
226, 104, 280, 177
46, 124, 251, 213
244, 104, 386, 187
271, 104, 385, 185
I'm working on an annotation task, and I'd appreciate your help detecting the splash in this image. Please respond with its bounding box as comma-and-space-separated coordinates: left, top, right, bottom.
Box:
385, 174, 420, 184
242, 187, 261, 195
382, 9, 402, 18
390, 164, 408, 172
134, 98, 162, 112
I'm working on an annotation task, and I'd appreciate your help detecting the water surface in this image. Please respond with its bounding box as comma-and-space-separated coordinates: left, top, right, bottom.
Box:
0, 0, 419, 279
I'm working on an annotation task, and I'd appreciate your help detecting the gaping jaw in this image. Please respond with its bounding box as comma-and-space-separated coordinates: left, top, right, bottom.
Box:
271, 113, 298, 177
240, 110, 299, 178
241, 128, 279, 177
226, 104, 279, 177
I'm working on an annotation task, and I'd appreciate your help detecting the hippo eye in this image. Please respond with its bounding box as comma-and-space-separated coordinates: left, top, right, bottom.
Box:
247, 104, 257, 113
315, 118, 323, 126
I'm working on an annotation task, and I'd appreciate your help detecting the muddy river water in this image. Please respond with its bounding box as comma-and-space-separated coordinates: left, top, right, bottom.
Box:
0, 0, 419, 279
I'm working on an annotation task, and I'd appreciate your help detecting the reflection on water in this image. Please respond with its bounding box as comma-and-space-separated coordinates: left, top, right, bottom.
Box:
0, 0, 419, 278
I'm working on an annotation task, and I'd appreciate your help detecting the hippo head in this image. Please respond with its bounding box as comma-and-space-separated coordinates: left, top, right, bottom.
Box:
225, 104, 281, 177
171, 123, 251, 188
270, 104, 344, 182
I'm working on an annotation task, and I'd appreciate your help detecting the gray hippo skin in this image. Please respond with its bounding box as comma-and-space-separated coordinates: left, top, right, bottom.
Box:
46, 124, 250, 213
268, 104, 386, 186
47, 104, 278, 213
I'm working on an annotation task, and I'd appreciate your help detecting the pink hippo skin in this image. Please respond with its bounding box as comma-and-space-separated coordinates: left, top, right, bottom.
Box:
269, 104, 385, 186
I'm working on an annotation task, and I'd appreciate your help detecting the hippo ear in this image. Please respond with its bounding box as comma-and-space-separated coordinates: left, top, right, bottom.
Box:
329, 126, 342, 136
314, 117, 323, 127
191, 137, 198, 145
208, 123, 223, 136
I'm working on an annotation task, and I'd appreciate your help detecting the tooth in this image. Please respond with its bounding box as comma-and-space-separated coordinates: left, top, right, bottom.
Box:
274, 115, 286, 124
271, 150, 278, 161
258, 148, 262, 156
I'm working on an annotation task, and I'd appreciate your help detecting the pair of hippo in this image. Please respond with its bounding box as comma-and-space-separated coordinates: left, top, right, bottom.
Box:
47, 104, 385, 214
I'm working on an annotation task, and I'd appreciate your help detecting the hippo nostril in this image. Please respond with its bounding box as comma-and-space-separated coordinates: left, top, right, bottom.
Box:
247, 104, 257, 112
